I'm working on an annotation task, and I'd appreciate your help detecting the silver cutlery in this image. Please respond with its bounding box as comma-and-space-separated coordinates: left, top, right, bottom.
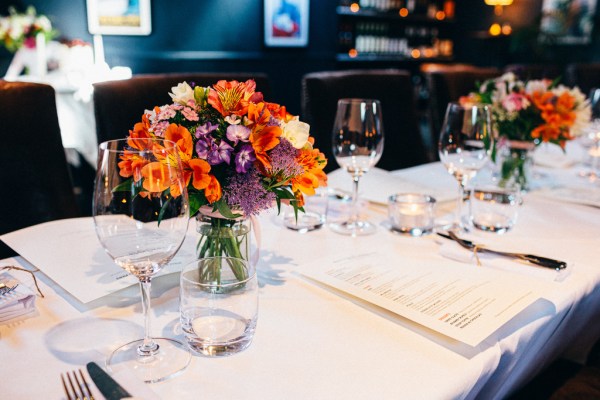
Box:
86, 362, 131, 400
61, 369, 94, 400
437, 231, 568, 271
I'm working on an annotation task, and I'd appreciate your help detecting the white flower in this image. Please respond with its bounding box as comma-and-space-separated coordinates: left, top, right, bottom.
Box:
281, 118, 310, 149
169, 81, 195, 105
524, 79, 549, 95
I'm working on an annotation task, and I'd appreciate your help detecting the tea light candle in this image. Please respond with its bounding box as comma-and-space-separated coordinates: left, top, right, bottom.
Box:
388, 193, 436, 236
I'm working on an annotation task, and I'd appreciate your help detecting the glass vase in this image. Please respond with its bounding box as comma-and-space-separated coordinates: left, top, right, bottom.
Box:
496, 140, 535, 190
195, 210, 251, 281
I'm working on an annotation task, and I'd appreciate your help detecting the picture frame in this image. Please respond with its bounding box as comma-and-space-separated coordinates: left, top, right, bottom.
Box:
86, 0, 152, 36
539, 0, 597, 44
264, 0, 309, 47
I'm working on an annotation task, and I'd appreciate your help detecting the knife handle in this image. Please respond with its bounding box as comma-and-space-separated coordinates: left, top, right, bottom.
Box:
520, 254, 567, 271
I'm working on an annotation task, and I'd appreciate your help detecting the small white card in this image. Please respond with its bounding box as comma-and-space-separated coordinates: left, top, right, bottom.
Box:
300, 252, 552, 346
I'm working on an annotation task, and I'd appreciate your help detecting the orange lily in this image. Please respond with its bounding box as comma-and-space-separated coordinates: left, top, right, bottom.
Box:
205, 175, 222, 203
247, 102, 281, 170
208, 79, 261, 117
291, 148, 328, 196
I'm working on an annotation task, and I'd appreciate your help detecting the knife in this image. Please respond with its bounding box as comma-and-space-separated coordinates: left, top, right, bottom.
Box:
86, 362, 132, 400
436, 232, 567, 271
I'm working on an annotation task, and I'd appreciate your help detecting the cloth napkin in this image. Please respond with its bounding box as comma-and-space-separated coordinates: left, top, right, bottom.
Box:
0, 271, 37, 324
438, 241, 572, 282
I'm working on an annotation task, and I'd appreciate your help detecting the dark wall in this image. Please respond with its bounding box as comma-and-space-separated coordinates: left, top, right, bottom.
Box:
2, 0, 340, 114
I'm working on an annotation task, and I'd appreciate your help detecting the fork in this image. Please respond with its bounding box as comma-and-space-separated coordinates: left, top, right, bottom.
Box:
0, 282, 18, 296
61, 369, 94, 400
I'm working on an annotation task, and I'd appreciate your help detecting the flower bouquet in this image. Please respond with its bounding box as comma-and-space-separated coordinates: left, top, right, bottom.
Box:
460, 72, 590, 188
120, 79, 327, 278
0, 6, 56, 52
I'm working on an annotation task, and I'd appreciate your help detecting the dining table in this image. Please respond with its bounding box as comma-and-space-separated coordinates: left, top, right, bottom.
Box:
1, 146, 600, 400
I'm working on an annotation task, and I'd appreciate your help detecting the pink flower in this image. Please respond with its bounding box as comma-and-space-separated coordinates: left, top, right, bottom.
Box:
181, 106, 199, 121
501, 92, 530, 113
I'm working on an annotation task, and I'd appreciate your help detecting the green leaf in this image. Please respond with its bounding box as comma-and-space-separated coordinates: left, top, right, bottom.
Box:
157, 197, 172, 227
215, 199, 242, 219
112, 178, 134, 193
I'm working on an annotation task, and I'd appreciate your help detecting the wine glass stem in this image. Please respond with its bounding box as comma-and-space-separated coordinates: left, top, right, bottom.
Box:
456, 181, 467, 230
351, 174, 361, 224
137, 278, 159, 357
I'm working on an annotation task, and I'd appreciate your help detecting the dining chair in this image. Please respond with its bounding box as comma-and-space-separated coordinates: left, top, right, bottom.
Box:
422, 66, 501, 156
93, 72, 271, 145
301, 69, 429, 172
503, 63, 563, 81
565, 62, 600, 96
0, 80, 79, 258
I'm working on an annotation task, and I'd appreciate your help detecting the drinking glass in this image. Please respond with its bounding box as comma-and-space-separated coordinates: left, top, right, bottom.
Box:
579, 88, 600, 181
330, 98, 384, 236
438, 102, 493, 231
93, 138, 191, 383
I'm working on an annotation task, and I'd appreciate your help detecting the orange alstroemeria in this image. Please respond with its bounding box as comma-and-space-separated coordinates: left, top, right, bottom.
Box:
291, 148, 328, 196
164, 123, 194, 161
188, 158, 212, 190
208, 79, 262, 117
140, 162, 172, 193
118, 150, 148, 180
247, 102, 281, 170
127, 115, 153, 150
205, 175, 222, 203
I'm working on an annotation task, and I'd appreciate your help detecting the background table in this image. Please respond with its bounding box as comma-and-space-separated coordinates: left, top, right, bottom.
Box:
1, 161, 599, 400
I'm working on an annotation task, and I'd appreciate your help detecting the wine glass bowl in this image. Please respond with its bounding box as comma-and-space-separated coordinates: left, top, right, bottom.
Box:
438, 102, 493, 230
93, 138, 191, 383
330, 98, 384, 236
579, 88, 600, 181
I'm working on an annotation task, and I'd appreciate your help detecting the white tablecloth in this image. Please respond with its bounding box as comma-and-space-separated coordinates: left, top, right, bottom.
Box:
1, 161, 600, 400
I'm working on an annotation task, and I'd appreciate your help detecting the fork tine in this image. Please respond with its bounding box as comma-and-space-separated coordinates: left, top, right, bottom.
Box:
78, 369, 94, 400
66, 372, 81, 400
61, 374, 74, 400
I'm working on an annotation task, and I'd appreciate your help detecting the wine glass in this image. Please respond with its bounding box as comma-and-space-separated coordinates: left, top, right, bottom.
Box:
93, 138, 190, 383
579, 88, 600, 181
330, 98, 384, 236
438, 102, 493, 231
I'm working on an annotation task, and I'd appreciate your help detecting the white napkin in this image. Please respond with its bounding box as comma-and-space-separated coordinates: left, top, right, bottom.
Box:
438, 241, 572, 282
0, 272, 37, 324
533, 143, 581, 169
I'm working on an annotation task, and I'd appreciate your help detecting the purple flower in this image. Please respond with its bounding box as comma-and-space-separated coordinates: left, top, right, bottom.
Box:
269, 138, 302, 177
208, 141, 233, 165
195, 121, 219, 138
195, 136, 212, 159
226, 124, 251, 145
224, 168, 276, 216
234, 144, 256, 173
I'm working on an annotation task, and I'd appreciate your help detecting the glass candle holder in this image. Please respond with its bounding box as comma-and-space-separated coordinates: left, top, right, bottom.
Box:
388, 193, 436, 236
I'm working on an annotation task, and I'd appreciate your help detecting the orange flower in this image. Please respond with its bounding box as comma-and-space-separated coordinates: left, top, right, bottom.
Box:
118, 150, 147, 180
188, 158, 212, 190
208, 79, 262, 117
291, 148, 328, 196
127, 114, 152, 150
205, 175, 222, 203
247, 102, 281, 170
140, 162, 172, 193
164, 123, 193, 161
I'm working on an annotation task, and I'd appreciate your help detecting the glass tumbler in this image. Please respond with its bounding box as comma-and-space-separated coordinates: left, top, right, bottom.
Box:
180, 257, 258, 357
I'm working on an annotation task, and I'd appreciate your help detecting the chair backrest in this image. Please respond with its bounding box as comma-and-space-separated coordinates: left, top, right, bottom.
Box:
423, 66, 500, 154
0, 80, 79, 258
93, 72, 271, 146
301, 69, 429, 172
503, 63, 563, 81
565, 63, 600, 96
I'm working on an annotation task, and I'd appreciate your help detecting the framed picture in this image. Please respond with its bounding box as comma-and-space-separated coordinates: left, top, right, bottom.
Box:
86, 0, 152, 36
264, 0, 309, 47
540, 0, 597, 44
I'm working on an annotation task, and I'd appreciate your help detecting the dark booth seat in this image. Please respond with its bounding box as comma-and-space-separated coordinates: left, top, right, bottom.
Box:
0, 80, 79, 259
301, 69, 429, 172
93, 72, 272, 146
565, 63, 600, 96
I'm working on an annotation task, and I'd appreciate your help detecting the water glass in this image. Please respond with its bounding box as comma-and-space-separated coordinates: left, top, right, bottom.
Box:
283, 188, 329, 232
180, 257, 258, 357
388, 193, 436, 236
470, 183, 521, 234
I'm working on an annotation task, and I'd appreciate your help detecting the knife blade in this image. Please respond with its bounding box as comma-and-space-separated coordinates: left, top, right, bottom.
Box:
86, 362, 132, 400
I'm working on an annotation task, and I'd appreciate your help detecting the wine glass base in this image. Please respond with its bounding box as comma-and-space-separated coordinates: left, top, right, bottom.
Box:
107, 337, 191, 383
578, 170, 599, 182
330, 220, 377, 236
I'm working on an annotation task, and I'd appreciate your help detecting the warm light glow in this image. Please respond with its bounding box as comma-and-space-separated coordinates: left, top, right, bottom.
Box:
489, 23, 502, 36
502, 23, 512, 35
423, 48, 435, 58
411, 49, 421, 58
484, 0, 513, 5
435, 11, 446, 20
348, 49, 358, 58
399, 8, 409, 17
350, 3, 360, 12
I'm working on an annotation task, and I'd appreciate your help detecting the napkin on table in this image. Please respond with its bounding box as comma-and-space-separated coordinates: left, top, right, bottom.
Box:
0, 271, 37, 324
438, 241, 572, 282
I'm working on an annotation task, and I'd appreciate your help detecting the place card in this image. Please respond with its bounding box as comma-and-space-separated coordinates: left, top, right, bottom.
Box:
300, 252, 554, 346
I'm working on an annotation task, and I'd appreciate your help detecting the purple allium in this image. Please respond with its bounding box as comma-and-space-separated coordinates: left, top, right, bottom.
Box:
269, 138, 302, 177
226, 124, 251, 145
224, 168, 276, 216
234, 144, 256, 173
195, 121, 219, 138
